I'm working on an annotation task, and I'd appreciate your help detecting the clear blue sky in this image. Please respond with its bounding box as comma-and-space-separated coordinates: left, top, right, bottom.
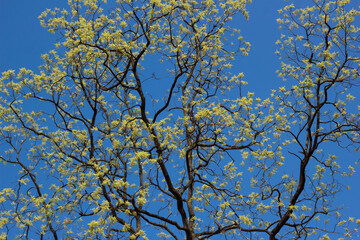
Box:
1, 0, 359, 231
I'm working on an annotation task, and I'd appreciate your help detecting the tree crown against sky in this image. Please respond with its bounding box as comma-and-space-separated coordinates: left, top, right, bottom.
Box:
0, 0, 360, 239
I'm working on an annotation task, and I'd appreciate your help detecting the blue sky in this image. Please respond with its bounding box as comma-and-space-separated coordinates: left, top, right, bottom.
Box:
1, 0, 359, 235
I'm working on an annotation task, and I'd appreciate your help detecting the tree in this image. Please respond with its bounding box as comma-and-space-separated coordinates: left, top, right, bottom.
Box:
0, 0, 360, 239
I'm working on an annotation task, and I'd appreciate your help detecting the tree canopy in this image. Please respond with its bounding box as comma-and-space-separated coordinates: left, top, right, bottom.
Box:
1, 0, 360, 239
